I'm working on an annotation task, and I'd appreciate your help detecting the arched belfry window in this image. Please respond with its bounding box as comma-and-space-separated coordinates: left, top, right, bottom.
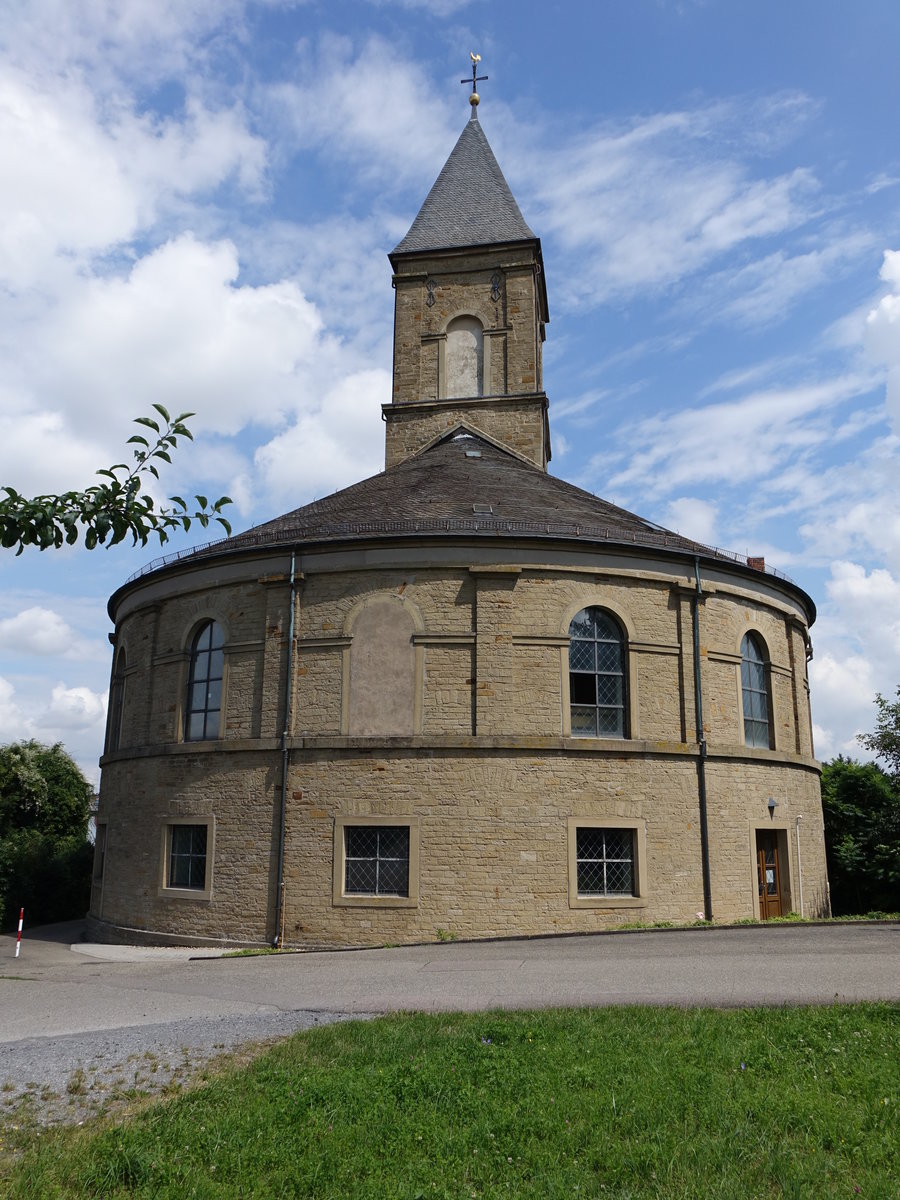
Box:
741, 632, 771, 748
569, 608, 627, 738
185, 621, 224, 741
446, 315, 484, 399
107, 648, 126, 753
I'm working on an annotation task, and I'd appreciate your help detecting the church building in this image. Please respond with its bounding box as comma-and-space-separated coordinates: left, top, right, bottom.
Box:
88, 89, 828, 947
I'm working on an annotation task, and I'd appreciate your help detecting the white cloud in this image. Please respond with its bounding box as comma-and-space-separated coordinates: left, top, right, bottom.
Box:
0, 675, 30, 740
0, 0, 248, 88
254, 368, 388, 504
266, 35, 459, 188
0, 68, 265, 293
367, 0, 472, 13
810, 651, 877, 761
42, 683, 107, 732
598, 373, 871, 501
703, 233, 874, 328
0, 235, 337, 495
662, 498, 718, 546
809, 561, 900, 761
825, 562, 900, 658
864, 249, 900, 432
0, 607, 105, 660
796, 434, 900, 571
524, 100, 820, 303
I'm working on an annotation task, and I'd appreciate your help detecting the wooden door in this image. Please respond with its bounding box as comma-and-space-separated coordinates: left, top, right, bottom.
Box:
756, 830, 782, 919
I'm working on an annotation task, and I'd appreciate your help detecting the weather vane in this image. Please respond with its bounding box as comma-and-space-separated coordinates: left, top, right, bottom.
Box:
461, 52, 487, 108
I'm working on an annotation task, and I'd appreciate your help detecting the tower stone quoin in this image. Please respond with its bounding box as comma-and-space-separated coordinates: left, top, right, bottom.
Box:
90, 81, 827, 948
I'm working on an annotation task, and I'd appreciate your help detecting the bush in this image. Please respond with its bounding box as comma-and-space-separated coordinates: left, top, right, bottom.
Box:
0, 830, 93, 930
0, 740, 94, 930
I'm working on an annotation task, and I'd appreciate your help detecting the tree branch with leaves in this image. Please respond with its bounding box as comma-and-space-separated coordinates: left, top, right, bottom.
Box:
0, 405, 232, 553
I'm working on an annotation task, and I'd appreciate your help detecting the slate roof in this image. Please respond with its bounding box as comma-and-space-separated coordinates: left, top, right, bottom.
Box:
120, 429, 806, 612
391, 112, 536, 257
196, 431, 729, 562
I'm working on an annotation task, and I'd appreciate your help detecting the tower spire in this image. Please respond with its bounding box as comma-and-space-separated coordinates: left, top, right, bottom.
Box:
461, 51, 487, 110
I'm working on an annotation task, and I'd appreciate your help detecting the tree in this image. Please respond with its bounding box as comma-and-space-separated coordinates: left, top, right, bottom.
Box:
857, 686, 900, 777
0, 405, 231, 554
820, 755, 900, 915
0, 740, 95, 929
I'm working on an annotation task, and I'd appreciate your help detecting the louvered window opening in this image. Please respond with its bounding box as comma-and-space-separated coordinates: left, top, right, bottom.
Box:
185, 621, 225, 741
741, 633, 770, 748
345, 826, 410, 896
569, 608, 626, 737
576, 827, 635, 896
169, 824, 208, 890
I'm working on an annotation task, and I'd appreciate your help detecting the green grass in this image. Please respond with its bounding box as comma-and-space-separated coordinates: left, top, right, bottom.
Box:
3, 1005, 897, 1198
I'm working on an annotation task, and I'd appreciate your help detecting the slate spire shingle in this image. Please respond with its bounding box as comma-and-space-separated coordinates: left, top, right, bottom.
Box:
391, 110, 536, 257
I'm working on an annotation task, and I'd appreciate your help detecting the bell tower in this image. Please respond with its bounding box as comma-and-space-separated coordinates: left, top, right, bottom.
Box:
384, 73, 550, 470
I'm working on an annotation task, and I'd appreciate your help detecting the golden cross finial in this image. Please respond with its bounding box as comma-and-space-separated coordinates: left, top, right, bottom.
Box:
461, 52, 488, 108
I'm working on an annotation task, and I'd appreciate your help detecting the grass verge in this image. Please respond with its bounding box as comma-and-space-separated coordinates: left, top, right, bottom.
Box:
2, 1004, 897, 1198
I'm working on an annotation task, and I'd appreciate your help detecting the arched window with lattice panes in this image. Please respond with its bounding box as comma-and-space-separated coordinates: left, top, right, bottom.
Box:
741, 632, 772, 748
184, 621, 225, 741
568, 607, 627, 738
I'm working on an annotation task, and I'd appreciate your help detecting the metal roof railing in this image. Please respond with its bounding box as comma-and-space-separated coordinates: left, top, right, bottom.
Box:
123, 518, 797, 587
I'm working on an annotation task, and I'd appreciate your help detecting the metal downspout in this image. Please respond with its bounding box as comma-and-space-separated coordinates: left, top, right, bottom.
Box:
273, 550, 297, 947
692, 556, 713, 921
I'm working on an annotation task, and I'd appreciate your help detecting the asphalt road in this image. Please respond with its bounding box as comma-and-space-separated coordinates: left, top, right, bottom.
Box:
1, 921, 897, 1124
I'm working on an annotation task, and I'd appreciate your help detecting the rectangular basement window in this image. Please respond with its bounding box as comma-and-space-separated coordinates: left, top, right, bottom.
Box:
333, 815, 419, 908
566, 817, 647, 910
159, 816, 215, 901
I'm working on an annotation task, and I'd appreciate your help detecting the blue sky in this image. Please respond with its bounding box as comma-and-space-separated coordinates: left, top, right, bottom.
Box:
2, 0, 900, 782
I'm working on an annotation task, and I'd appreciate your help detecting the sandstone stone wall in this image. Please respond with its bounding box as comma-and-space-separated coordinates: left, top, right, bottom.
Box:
383, 397, 548, 469
391, 247, 543, 406
92, 546, 824, 947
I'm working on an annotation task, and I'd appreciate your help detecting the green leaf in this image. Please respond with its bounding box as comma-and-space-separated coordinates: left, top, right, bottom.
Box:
151, 403, 171, 423
133, 417, 160, 433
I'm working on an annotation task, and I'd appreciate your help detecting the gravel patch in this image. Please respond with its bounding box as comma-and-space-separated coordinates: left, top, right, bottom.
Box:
0, 1009, 372, 1128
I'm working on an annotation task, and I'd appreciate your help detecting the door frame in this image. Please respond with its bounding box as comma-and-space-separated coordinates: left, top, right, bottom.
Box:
748, 822, 793, 920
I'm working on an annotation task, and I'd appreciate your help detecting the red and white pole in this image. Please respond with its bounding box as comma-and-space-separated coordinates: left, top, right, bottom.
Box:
15, 908, 23, 958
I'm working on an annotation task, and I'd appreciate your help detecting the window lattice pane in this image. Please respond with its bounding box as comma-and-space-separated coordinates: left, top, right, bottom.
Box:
378, 858, 408, 894
571, 706, 597, 735
741, 633, 770, 749
568, 608, 626, 739
185, 621, 224, 742
596, 707, 624, 736
593, 612, 619, 640
346, 859, 378, 893
576, 827, 635, 896
596, 675, 623, 706
569, 610, 594, 639
169, 824, 207, 890
379, 826, 409, 859
595, 640, 622, 673
569, 641, 595, 672
604, 858, 634, 894
345, 826, 409, 896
